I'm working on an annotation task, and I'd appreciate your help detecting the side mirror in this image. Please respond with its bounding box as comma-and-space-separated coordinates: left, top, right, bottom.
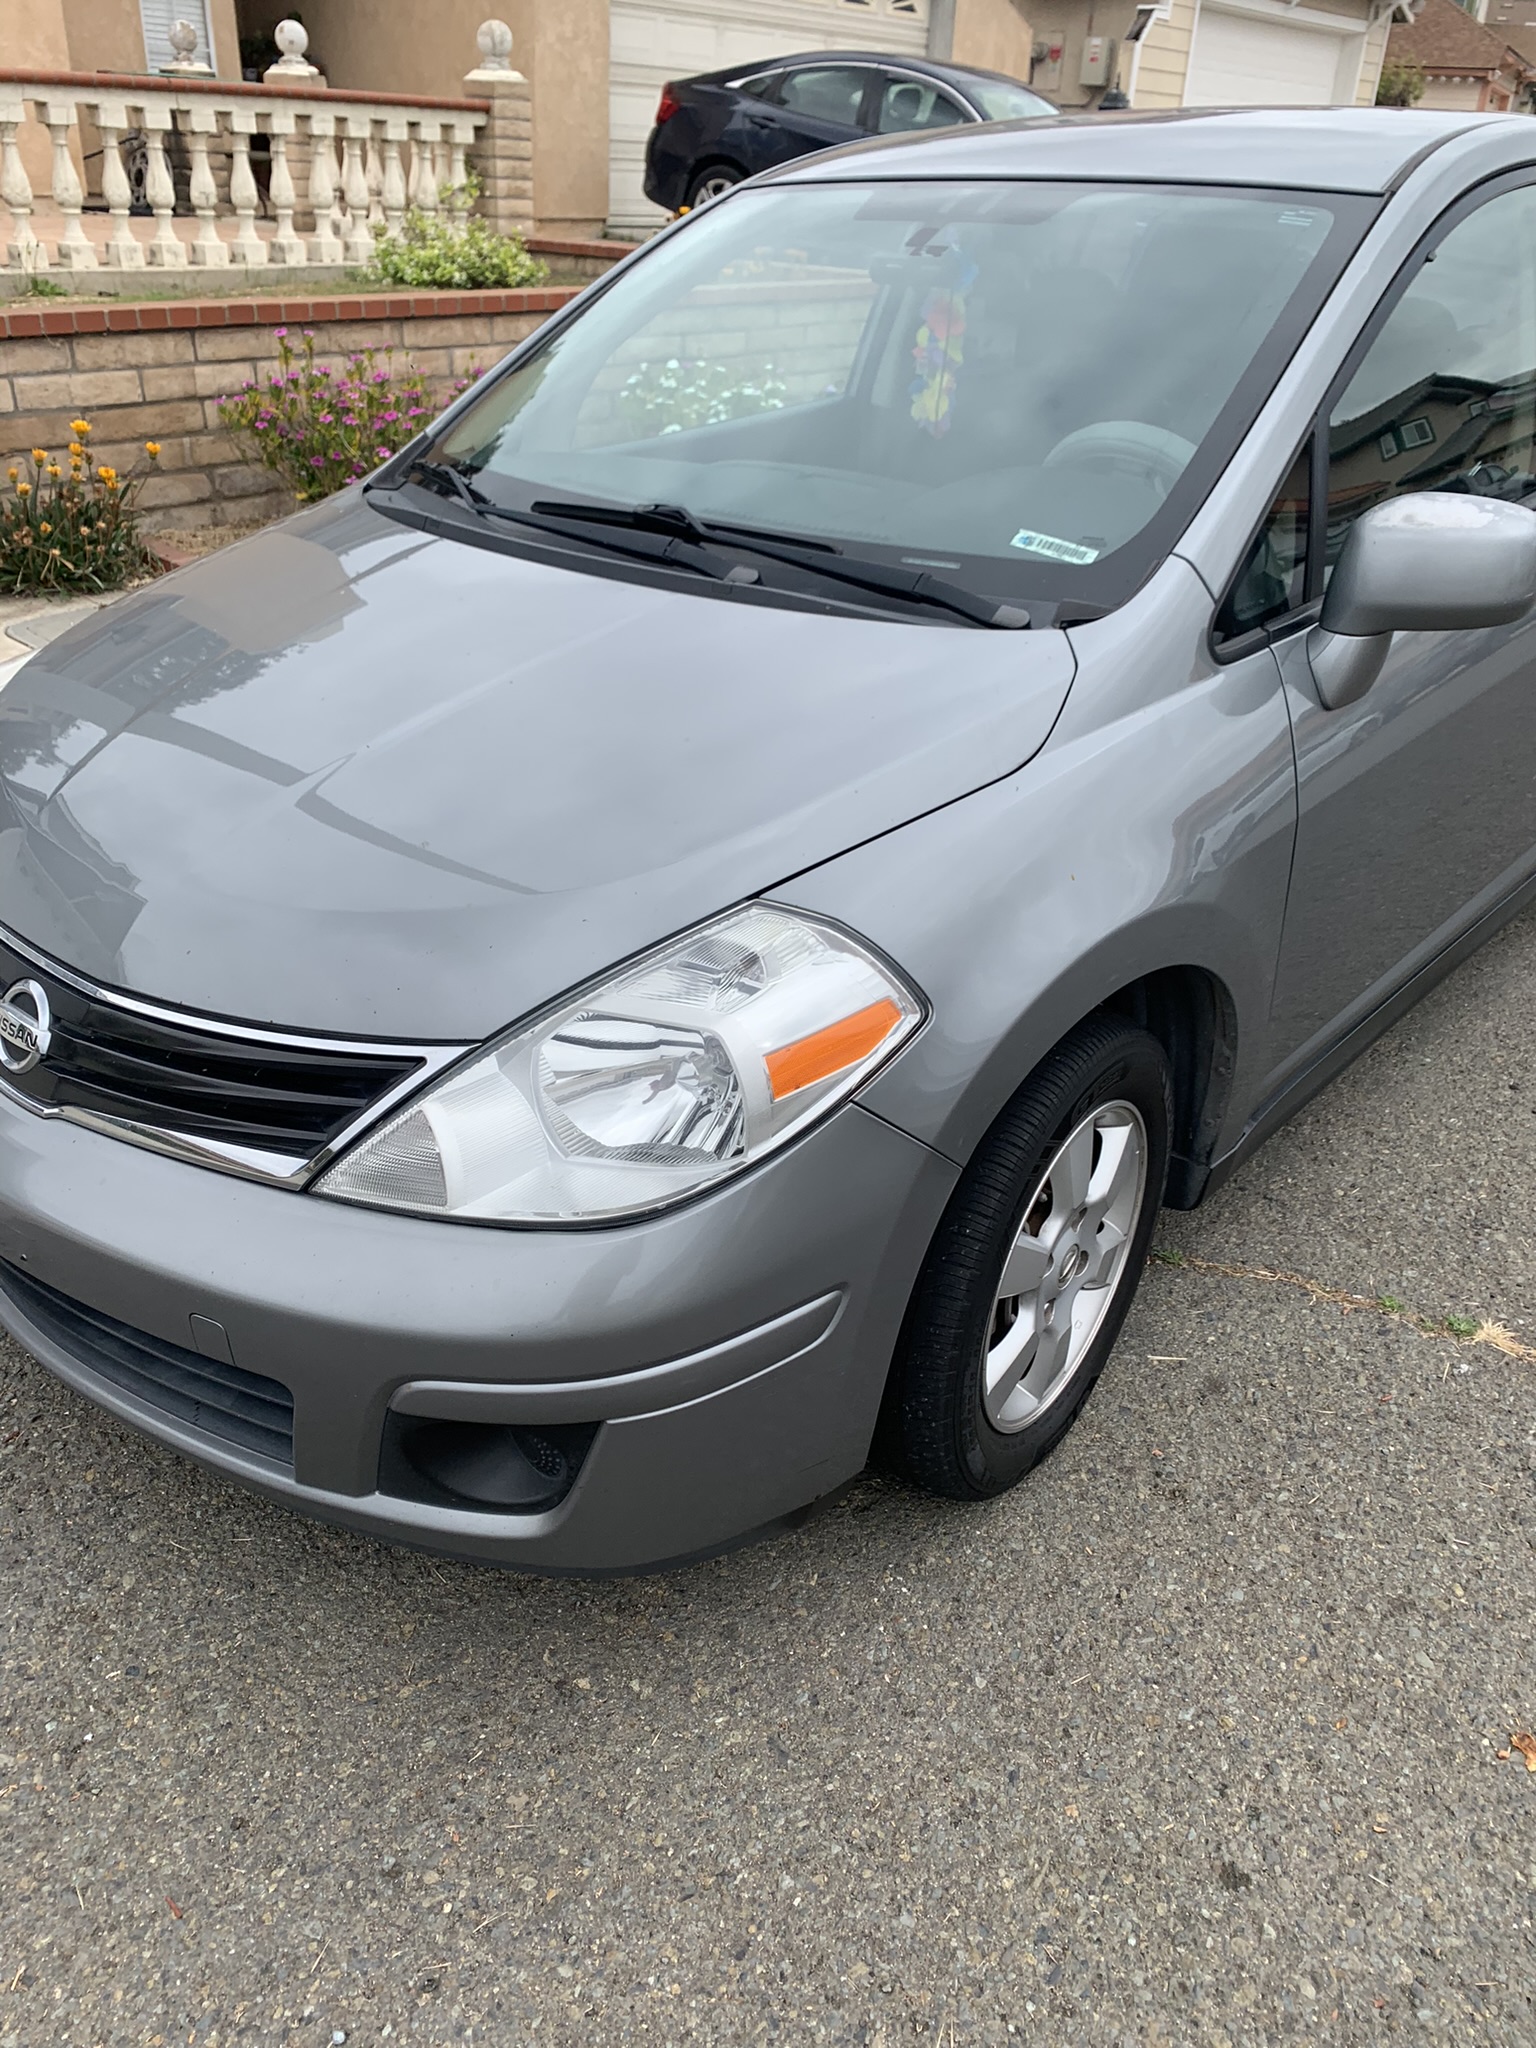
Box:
1307, 492, 1536, 710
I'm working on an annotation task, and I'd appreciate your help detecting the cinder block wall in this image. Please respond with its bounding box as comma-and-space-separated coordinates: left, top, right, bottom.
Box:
0, 288, 582, 533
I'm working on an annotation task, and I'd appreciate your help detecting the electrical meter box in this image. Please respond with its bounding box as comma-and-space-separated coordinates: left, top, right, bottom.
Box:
1079, 34, 1115, 85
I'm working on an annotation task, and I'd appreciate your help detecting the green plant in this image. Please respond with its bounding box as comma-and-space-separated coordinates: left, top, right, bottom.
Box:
0, 420, 159, 595
1376, 57, 1425, 107
1445, 1314, 1479, 1337
24, 275, 67, 299
366, 176, 548, 291
618, 356, 788, 433
218, 328, 457, 503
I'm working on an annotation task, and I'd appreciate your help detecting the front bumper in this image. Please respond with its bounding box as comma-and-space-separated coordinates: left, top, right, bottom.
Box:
0, 1090, 956, 1571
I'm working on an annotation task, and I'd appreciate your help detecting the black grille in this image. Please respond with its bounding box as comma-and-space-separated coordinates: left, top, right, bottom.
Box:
0, 1260, 294, 1466
0, 932, 421, 1158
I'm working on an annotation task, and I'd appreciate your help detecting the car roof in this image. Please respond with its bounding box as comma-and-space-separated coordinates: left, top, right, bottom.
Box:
687, 49, 1039, 94
764, 106, 1514, 195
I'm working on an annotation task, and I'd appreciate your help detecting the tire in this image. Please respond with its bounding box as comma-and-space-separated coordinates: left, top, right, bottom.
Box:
886, 1016, 1172, 1501
686, 164, 742, 208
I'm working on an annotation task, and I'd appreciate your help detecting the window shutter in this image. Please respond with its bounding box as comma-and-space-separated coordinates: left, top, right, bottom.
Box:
137, 0, 214, 73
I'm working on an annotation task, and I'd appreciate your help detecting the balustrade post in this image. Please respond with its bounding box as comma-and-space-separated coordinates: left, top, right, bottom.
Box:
228, 106, 267, 266
381, 117, 408, 236
184, 106, 229, 266
448, 116, 476, 225
364, 129, 384, 231
414, 121, 445, 218
89, 98, 145, 268
341, 114, 373, 264
140, 104, 187, 266
305, 111, 343, 262
265, 108, 306, 264
0, 102, 45, 272
43, 98, 97, 270
465, 23, 533, 240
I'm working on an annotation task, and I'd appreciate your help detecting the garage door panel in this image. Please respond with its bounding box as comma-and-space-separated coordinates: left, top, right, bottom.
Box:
1184, 8, 1354, 107
609, 0, 931, 231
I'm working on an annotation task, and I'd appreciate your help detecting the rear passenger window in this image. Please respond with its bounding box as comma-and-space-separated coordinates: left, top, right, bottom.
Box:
1325, 182, 1536, 580
778, 66, 872, 125
875, 78, 968, 134
1214, 443, 1310, 647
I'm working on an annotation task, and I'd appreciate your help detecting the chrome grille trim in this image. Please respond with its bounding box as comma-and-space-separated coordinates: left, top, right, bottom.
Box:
0, 923, 470, 1189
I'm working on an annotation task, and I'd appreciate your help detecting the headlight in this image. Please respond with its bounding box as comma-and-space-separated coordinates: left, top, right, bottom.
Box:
314, 906, 924, 1224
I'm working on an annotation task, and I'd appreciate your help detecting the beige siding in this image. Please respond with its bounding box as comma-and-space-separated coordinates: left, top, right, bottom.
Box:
1354, 9, 1391, 104
1131, 0, 1198, 108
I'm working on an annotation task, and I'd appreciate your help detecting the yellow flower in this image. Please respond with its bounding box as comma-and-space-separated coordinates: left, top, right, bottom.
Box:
38, 522, 50, 537
69, 419, 91, 437
30, 448, 47, 465
69, 460, 82, 475
144, 441, 161, 458
16, 481, 29, 497
95, 465, 118, 485
47, 464, 60, 479
5, 467, 15, 482
68, 442, 83, 458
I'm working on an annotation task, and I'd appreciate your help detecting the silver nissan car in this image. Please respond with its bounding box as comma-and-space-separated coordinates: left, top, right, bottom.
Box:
4, 108, 1536, 1571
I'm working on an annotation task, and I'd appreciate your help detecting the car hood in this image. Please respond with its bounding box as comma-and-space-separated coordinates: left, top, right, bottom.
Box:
0, 497, 1076, 1040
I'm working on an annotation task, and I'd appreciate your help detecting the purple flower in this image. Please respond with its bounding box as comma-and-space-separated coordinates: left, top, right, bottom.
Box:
309, 455, 324, 467
380, 410, 399, 423
274, 325, 287, 338
318, 413, 333, 425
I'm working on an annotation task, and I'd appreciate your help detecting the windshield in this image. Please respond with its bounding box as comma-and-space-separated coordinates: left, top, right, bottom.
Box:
967, 80, 1056, 120
429, 179, 1371, 615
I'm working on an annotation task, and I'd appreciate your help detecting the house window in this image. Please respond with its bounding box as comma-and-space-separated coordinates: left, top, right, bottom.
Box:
138, 0, 214, 71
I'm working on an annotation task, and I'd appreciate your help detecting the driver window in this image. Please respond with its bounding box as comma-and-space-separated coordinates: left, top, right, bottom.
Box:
1325, 183, 1536, 579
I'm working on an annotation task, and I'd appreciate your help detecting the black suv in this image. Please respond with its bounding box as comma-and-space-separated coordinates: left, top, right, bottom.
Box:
643, 50, 1055, 213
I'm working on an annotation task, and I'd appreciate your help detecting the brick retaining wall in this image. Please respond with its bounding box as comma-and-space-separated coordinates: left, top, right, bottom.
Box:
0, 285, 586, 533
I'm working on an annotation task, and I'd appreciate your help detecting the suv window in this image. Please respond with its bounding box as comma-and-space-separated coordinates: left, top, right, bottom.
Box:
875, 76, 968, 134
1214, 442, 1310, 646
1326, 181, 1536, 579
777, 65, 873, 126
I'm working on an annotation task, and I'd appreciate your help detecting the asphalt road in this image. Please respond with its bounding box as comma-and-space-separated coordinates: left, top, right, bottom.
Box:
3, 913, 1535, 2048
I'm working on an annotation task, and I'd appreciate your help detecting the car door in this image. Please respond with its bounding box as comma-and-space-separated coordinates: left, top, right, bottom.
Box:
1263, 173, 1536, 1077
745, 63, 877, 172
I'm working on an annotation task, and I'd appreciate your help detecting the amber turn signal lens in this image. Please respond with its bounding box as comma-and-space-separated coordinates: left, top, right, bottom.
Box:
764, 997, 903, 1101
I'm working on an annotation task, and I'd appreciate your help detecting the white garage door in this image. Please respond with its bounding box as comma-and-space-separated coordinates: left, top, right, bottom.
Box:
610, 0, 930, 234
1184, 7, 1356, 106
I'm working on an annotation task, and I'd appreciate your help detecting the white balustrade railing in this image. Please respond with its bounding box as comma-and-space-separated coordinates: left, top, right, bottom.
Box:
0, 71, 489, 276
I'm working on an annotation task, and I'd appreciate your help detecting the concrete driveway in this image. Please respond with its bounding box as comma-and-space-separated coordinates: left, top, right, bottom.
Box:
2, 910, 1534, 2047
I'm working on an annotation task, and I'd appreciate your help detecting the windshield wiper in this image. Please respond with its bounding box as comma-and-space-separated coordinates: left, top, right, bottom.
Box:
530, 499, 1030, 629
394, 458, 491, 515
382, 469, 750, 585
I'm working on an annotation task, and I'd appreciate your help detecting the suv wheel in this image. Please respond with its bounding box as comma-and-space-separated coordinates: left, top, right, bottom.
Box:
887, 1016, 1171, 1500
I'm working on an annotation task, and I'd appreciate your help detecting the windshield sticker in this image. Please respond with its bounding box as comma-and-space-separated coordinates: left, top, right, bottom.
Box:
1010, 529, 1101, 565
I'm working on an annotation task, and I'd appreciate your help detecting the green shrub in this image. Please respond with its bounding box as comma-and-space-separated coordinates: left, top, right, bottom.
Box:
1376, 57, 1425, 107
0, 419, 159, 595
366, 178, 548, 291
218, 328, 467, 504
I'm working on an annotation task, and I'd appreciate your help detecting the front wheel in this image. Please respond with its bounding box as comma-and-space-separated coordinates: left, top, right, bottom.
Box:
886, 1016, 1171, 1500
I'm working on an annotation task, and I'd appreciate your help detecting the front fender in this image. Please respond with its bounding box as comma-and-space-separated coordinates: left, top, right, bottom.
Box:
775, 563, 1296, 1175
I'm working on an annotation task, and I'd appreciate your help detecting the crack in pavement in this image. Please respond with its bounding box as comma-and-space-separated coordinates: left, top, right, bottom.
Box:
1149, 1246, 1536, 1362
